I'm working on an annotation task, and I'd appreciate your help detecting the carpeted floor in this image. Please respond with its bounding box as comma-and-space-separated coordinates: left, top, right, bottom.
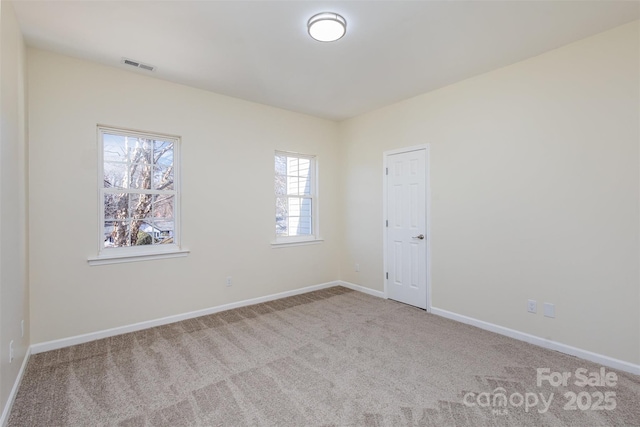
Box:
8, 286, 640, 426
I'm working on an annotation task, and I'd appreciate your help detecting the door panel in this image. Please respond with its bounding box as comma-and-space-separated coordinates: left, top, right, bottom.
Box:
386, 149, 427, 309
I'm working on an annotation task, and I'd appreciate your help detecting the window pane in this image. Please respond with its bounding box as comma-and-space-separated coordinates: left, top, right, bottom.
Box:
298, 158, 310, 177
130, 193, 155, 245
133, 219, 173, 246
153, 194, 174, 219
104, 193, 129, 220
300, 198, 312, 216
154, 140, 174, 164
299, 175, 311, 196
133, 221, 154, 246
281, 197, 313, 237
153, 165, 174, 190
104, 162, 128, 189
287, 216, 297, 236
287, 176, 299, 195
288, 197, 301, 216
103, 134, 130, 163
103, 221, 117, 247
130, 138, 153, 163
297, 216, 312, 235
276, 196, 287, 236
129, 163, 152, 189
288, 216, 312, 236
275, 175, 286, 195
154, 140, 174, 190
275, 155, 287, 175
104, 194, 120, 220
287, 157, 299, 175
152, 219, 175, 244
108, 220, 131, 247
129, 193, 153, 219
276, 218, 288, 236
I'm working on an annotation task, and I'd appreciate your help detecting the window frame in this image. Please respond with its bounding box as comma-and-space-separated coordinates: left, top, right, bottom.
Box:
272, 150, 322, 247
89, 125, 187, 265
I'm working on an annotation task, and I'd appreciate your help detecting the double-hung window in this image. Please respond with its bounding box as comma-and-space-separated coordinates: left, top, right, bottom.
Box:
274, 151, 320, 245
92, 126, 184, 264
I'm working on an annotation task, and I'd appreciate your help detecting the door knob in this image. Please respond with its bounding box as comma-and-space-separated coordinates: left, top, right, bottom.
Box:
412, 234, 425, 240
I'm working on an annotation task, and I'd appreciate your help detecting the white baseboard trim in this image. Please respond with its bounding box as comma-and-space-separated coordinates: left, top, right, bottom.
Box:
28, 280, 638, 377
31, 281, 340, 354
337, 281, 386, 299
1, 346, 31, 427
431, 307, 640, 376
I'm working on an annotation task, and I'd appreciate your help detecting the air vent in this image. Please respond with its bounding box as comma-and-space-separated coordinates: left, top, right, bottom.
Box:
121, 58, 156, 72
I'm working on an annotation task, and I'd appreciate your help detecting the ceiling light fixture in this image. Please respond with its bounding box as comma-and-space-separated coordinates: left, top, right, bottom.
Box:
307, 12, 347, 42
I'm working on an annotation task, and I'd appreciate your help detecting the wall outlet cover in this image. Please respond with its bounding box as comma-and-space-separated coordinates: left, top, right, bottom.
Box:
544, 302, 555, 318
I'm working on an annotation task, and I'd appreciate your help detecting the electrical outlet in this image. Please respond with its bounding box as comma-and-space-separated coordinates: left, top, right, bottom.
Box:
226, 276, 232, 287
527, 299, 537, 314
9, 340, 14, 363
355, 263, 360, 272
544, 303, 555, 318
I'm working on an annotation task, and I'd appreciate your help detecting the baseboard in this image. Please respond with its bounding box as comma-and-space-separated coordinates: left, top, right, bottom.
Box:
0, 346, 31, 427
31, 281, 340, 354
28, 280, 639, 377
431, 307, 640, 376
337, 281, 385, 298
340, 281, 640, 376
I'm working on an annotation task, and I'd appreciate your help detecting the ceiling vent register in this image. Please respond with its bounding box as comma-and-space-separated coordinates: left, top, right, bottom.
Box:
121, 58, 155, 72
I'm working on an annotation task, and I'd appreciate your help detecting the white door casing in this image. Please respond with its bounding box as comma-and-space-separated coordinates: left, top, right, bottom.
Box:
384, 146, 430, 310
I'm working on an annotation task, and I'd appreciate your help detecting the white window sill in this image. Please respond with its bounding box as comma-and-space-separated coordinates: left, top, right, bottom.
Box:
88, 248, 190, 266
271, 238, 324, 248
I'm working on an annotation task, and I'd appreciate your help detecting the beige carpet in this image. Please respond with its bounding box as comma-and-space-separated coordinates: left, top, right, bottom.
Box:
8, 287, 640, 426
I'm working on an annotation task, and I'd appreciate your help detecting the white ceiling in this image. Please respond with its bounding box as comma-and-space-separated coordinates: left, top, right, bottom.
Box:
12, 1, 640, 121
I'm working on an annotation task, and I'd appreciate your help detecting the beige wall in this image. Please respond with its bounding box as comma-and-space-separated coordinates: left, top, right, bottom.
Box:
0, 0, 29, 416
339, 21, 640, 365
28, 49, 340, 344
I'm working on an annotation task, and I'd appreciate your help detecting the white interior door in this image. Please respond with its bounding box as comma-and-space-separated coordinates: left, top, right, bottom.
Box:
385, 148, 427, 309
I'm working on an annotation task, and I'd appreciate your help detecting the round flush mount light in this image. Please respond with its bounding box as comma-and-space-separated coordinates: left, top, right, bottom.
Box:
307, 12, 347, 42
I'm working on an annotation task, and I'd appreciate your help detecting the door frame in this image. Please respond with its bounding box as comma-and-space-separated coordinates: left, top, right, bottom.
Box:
382, 144, 432, 312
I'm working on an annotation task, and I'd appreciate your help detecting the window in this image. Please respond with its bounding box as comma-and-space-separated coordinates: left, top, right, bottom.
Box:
274, 151, 320, 245
92, 126, 185, 264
